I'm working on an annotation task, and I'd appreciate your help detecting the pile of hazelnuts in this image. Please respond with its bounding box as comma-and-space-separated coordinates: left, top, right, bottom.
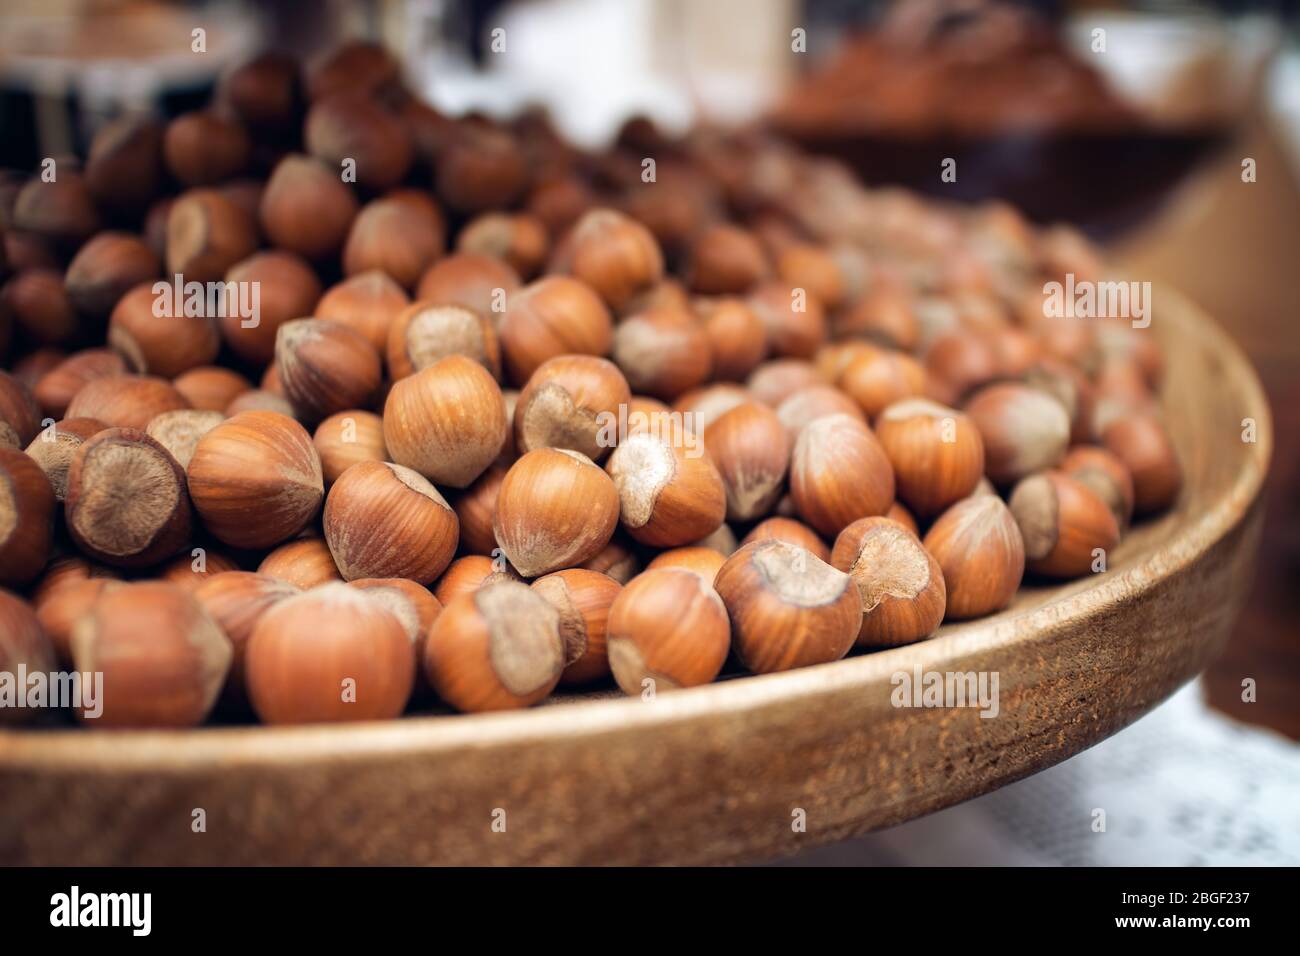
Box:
0, 41, 1182, 729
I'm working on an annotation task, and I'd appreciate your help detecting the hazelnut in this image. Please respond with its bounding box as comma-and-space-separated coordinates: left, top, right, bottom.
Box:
2, 269, 78, 345
500, 276, 612, 385
672, 383, 750, 434
560, 209, 664, 311
163, 111, 251, 186
424, 578, 564, 712
343, 191, 445, 290
188, 411, 324, 549
531, 567, 622, 685
922, 495, 1025, 620
451, 464, 507, 555
835, 286, 919, 350
71, 581, 231, 727
11, 349, 67, 391
1060, 444, 1135, 529
714, 539, 861, 673
686, 224, 768, 294
323, 461, 458, 583
305, 93, 413, 191
875, 398, 985, 517
84, 116, 164, 215
741, 516, 830, 563
64, 427, 192, 568
433, 554, 521, 605
225, 389, 294, 418
526, 174, 595, 236
221, 250, 324, 365
645, 546, 726, 582
23, 417, 106, 499
0, 370, 42, 445
775, 384, 863, 438
218, 52, 303, 132
108, 282, 220, 377
513, 355, 630, 460
924, 330, 999, 403
145, 408, 224, 469
0, 448, 54, 586
1102, 415, 1182, 515
12, 171, 100, 245
383, 354, 506, 488
886, 501, 920, 536
746, 358, 822, 407
313, 410, 388, 486
831, 516, 946, 646
246, 582, 414, 724
703, 401, 790, 522
65, 375, 190, 430
166, 189, 258, 283
34, 574, 120, 666
777, 243, 847, 309
618, 278, 692, 319
386, 302, 500, 381
259, 154, 359, 261
257, 536, 342, 589
612, 306, 712, 401
579, 538, 639, 583
696, 297, 768, 381
349, 577, 442, 650
435, 125, 529, 214
494, 448, 620, 577
837, 349, 927, 420
308, 41, 401, 102
275, 319, 382, 423
606, 568, 730, 693
64, 232, 160, 318
789, 413, 894, 538
416, 253, 520, 324
174, 366, 253, 412
606, 432, 726, 547
965, 382, 1071, 487
33, 349, 128, 419
0, 589, 57, 723
1009, 471, 1121, 579
316, 270, 409, 356
195, 571, 300, 709
748, 281, 827, 359
1023, 358, 1095, 445
457, 211, 550, 278
159, 548, 242, 591
988, 326, 1042, 379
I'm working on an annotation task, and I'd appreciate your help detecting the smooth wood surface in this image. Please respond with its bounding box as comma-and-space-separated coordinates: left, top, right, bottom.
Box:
0, 287, 1272, 865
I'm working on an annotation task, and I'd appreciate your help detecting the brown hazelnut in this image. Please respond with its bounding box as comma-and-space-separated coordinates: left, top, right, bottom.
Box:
386, 302, 500, 382
672, 383, 750, 434
23, 417, 106, 499
343, 191, 445, 290
247, 582, 414, 724
1060, 444, 1135, 529
923, 495, 1025, 620
559, 209, 664, 311
64, 232, 160, 318
308, 41, 401, 102
10, 349, 67, 391
275, 319, 382, 422
0, 589, 58, 723
1102, 415, 1182, 515
965, 382, 1071, 487
257, 537, 342, 589
259, 154, 359, 261
703, 401, 790, 522
71, 581, 231, 727
686, 224, 769, 294
457, 211, 550, 279
612, 306, 712, 401
831, 516, 946, 646
835, 285, 919, 350
924, 330, 1000, 404
775, 383, 864, 438
747, 358, 822, 407
33, 573, 120, 666
579, 538, 639, 583
1009, 470, 1121, 579
187, 411, 324, 548
741, 516, 830, 563
0, 369, 42, 445
748, 281, 827, 359
714, 539, 861, 673
0, 447, 54, 587
166, 189, 258, 283
323, 460, 458, 583
1, 269, 78, 345
436, 125, 529, 214
383, 354, 506, 488
875, 398, 985, 517
526, 174, 595, 237
777, 243, 847, 310
218, 52, 303, 132
789, 413, 894, 538
349, 577, 442, 648
173, 366, 253, 412
225, 389, 294, 418
513, 355, 630, 460
159, 547, 242, 591
221, 250, 324, 365
494, 448, 620, 577
65, 375, 190, 431
84, 116, 164, 215
305, 93, 413, 191
606, 431, 726, 547
313, 410, 388, 486
145, 408, 224, 469
163, 111, 251, 186
195, 571, 300, 709
416, 252, 520, 324
316, 270, 410, 357
107, 282, 220, 377
837, 349, 927, 420
695, 297, 768, 381
531, 567, 622, 685
645, 546, 727, 582
500, 276, 612, 385
606, 568, 730, 693
33, 349, 127, 419
433, 554, 521, 605
450, 464, 507, 556
12, 172, 100, 245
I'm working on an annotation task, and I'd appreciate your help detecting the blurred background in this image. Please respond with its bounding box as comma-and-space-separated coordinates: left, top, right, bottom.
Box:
0, 0, 1296, 864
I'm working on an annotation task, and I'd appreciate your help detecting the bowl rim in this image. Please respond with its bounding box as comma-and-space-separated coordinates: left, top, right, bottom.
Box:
0, 284, 1273, 771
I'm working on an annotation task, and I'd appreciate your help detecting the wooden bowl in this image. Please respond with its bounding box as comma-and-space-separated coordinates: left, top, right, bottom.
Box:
0, 287, 1271, 865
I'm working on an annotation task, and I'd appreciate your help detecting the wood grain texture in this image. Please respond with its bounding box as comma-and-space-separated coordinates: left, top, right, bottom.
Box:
0, 287, 1272, 865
